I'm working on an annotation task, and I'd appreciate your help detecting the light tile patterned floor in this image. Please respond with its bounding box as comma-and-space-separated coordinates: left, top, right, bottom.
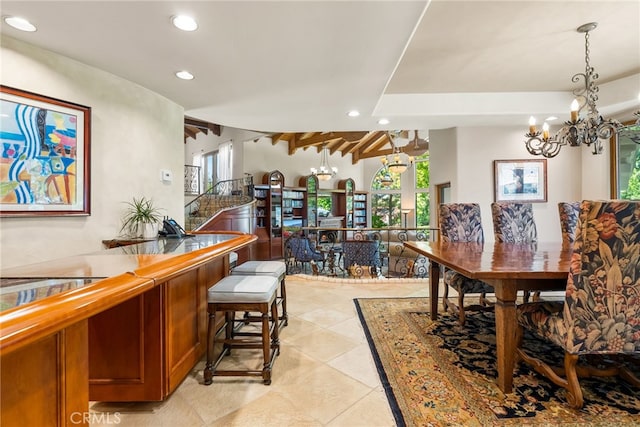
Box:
89, 274, 431, 427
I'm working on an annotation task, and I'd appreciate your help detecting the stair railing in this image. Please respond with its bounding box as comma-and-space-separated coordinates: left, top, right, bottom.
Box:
184, 174, 254, 231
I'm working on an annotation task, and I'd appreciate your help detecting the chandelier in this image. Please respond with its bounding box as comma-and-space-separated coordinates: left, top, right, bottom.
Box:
525, 22, 624, 158
381, 132, 414, 173
310, 145, 337, 181
378, 168, 394, 187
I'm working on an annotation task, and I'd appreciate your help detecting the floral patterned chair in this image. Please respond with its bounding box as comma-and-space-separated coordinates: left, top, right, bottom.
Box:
516, 200, 640, 409
439, 203, 494, 325
491, 202, 539, 301
558, 201, 580, 247
491, 202, 538, 243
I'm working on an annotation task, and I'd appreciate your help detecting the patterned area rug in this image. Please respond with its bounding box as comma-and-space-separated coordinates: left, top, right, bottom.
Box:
354, 297, 640, 426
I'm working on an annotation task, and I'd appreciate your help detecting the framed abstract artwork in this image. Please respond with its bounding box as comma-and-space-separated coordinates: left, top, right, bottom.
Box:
494, 159, 547, 203
0, 86, 91, 216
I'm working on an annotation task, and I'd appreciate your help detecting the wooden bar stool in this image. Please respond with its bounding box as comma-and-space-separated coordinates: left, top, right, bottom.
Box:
203, 275, 280, 385
231, 260, 288, 329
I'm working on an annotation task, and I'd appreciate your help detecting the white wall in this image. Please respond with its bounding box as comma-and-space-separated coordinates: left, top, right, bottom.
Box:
1, 37, 184, 268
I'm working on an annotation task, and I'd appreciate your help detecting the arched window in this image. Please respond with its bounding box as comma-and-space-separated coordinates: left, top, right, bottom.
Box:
371, 167, 402, 227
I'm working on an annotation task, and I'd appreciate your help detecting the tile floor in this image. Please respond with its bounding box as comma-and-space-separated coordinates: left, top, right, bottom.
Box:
90, 274, 431, 426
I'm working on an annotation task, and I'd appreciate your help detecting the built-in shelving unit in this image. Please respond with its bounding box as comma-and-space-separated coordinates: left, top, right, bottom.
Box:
255, 172, 369, 258
283, 189, 305, 222
354, 192, 368, 227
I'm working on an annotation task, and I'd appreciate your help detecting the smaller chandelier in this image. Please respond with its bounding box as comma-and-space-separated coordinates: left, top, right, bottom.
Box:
310, 145, 337, 181
378, 169, 394, 187
525, 22, 624, 158
381, 132, 414, 174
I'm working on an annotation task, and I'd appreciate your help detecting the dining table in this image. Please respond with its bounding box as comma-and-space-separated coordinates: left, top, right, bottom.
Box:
403, 240, 572, 394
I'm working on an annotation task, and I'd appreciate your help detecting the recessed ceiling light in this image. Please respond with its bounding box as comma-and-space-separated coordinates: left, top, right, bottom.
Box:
545, 116, 558, 121
172, 15, 198, 32
347, 110, 360, 117
378, 118, 390, 125
176, 70, 194, 80
4, 16, 36, 32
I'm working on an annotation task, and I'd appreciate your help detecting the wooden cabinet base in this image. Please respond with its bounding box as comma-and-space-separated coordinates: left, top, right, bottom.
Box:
1, 321, 88, 427
89, 257, 226, 402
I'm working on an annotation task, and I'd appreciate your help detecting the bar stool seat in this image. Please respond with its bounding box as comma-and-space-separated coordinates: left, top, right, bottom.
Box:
203, 275, 280, 385
232, 260, 288, 328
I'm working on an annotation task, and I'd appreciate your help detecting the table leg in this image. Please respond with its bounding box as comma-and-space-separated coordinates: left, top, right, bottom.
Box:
428, 260, 440, 320
491, 279, 518, 394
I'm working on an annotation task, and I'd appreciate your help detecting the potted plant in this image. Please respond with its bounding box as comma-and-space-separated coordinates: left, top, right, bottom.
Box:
120, 196, 163, 239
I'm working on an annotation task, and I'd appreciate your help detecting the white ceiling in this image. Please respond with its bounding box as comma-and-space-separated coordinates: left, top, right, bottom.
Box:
1, 0, 639, 134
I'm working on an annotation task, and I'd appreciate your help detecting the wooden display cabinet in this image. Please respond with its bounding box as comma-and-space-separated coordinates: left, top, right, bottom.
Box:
337, 178, 355, 228
354, 192, 368, 227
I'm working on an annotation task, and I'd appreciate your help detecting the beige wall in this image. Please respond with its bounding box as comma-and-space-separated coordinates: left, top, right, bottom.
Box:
1, 37, 184, 268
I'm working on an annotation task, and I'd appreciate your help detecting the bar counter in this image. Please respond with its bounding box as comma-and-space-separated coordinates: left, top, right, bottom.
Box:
0, 231, 256, 427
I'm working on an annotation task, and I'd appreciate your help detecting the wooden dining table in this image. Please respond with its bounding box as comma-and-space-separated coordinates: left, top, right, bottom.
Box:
404, 240, 572, 394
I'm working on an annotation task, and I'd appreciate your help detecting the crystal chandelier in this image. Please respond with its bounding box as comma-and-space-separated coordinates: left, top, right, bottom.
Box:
381, 132, 414, 173
525, 22, 624, 158
310, 145, 337, 181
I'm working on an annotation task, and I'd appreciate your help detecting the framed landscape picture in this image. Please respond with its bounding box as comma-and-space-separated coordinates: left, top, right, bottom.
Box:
494, 159, 547, 203
0, 86, 91, 216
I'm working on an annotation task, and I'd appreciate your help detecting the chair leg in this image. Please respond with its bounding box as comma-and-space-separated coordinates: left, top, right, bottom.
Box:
279, 278, 288, 327
203, 309, 216, 386
261, 311, 272, 385
457, 291, 466, 325
564, 353, 584, 409
442, 283, 450, 313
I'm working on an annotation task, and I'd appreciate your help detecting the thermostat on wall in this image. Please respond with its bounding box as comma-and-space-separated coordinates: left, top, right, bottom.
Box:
161, 169, 173, 182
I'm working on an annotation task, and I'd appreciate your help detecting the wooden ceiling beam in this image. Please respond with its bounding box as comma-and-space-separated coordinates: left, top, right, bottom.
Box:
333, 131, 368, 142
184, 127, 198, 143
184, 116, 221, 136
361, 132, 388, 153
334, 140, 354, 156
315, 137, 343, 154
288, 134, 299, 155
345, 132, 378, 154
294, 132, 339, 147
271, 133, 287, 143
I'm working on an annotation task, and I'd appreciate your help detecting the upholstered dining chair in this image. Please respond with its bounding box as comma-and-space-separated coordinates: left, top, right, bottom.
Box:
286, 236, 324, 274
491, 202, 538, 243
558, 201, 580, 247
342, 240, 381, 278
491, 202, 539, 302
516, 200, 640, 409
439, 203, 494, 325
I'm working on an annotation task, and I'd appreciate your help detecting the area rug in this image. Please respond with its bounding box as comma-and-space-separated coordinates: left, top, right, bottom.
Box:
354, 297, 640, 426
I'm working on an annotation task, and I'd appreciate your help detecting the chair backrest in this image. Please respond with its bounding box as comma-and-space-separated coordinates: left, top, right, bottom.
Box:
491, 202, 537, 243
438, 203, 484, 243
558, 201, 580, 246
342, 240, 381, 269
288, 236, 319, 261
565, 200, 640, 355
